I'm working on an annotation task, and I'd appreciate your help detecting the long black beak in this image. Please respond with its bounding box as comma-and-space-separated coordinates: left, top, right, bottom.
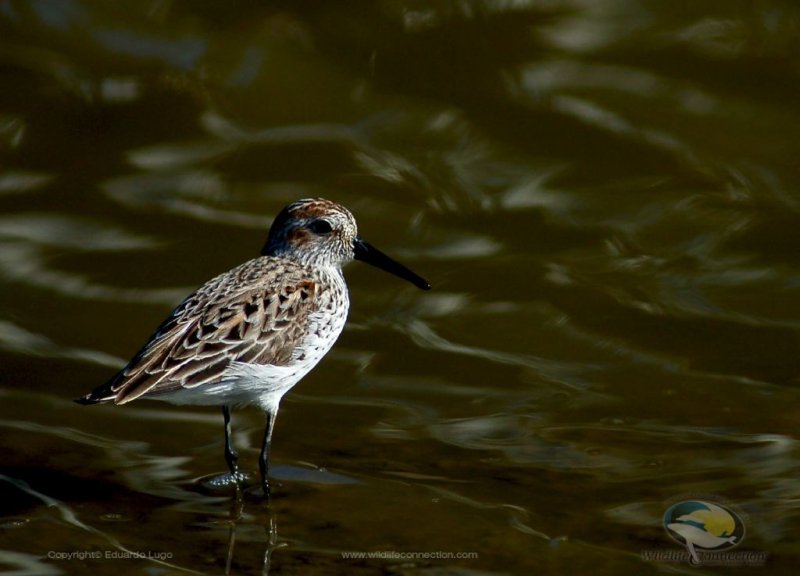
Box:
353, 237, 431, 290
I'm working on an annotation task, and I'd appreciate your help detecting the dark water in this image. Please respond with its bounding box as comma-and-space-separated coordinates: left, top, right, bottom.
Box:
2, 1, 800, 574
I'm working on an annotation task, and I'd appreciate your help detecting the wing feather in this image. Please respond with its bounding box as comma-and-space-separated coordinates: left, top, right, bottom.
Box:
80, 257, 321, 404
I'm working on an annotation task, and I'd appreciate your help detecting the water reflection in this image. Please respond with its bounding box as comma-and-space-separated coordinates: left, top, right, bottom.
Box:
0, 319, 123, 367
0, 240, 184, 304
222, 493, 279, 576
2, 0, 800, 573
0, 472, 191, 573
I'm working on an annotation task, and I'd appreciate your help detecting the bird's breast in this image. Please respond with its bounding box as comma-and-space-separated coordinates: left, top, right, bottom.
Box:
291, 270, 350, 367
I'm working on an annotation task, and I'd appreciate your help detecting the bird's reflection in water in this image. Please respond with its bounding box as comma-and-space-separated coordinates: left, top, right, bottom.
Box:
192, 463, 359, 573
224, 487, 280, 576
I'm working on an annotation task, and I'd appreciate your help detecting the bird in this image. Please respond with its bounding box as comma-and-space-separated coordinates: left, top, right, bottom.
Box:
76, 198, 430, 494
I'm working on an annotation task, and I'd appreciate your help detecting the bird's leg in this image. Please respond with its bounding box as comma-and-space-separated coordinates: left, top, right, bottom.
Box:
223, 405, 239, 479
259, 410, 276, 495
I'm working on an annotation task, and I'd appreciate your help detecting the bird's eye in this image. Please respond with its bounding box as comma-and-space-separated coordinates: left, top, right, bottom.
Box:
308, 219, 333, 235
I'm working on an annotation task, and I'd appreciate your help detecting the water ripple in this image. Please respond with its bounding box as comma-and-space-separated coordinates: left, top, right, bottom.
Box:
0, 214, 159, 251
0, 320, 123, 368
0, 243, 185, 305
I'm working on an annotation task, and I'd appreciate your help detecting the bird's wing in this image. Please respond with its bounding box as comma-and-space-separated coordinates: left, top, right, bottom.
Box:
80, 258, 320, 405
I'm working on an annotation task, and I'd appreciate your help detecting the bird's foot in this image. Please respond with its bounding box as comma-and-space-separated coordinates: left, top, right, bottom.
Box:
229, 470, 250, 485
196, 470, 252, 494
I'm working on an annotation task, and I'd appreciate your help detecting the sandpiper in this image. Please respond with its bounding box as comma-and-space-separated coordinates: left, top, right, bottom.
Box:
76, 198, 430, 493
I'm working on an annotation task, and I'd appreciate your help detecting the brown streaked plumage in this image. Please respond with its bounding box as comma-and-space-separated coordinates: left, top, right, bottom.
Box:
76, 198, 430, 495
105, 259, 320, 405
